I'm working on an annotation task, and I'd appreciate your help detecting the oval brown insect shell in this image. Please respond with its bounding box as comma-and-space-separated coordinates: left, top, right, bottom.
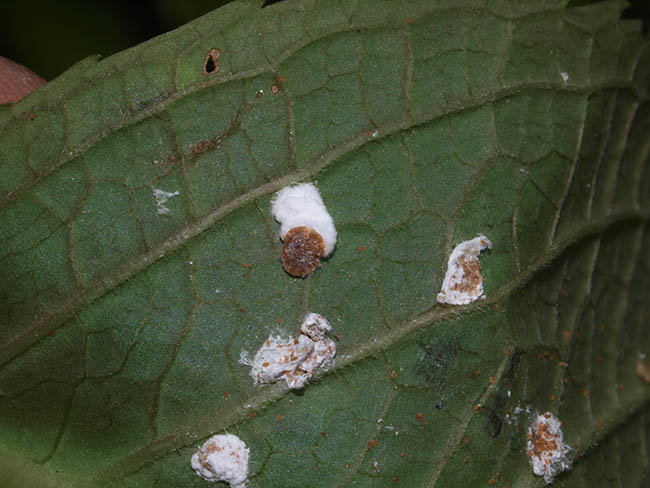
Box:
281, 226, 326, 277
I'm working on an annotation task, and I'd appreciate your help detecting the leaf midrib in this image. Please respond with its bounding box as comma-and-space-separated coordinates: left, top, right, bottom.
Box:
0, 80, 641, 369
92, 209, 649, 483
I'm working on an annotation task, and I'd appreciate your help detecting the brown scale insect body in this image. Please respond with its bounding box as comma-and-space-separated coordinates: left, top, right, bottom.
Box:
281, 226, 326, 277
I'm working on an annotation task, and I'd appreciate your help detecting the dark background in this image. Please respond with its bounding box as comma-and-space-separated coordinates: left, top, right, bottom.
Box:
1, 0, 648, 81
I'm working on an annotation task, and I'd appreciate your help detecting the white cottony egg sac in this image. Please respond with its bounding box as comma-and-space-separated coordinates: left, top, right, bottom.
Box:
191, 434, 249, 487
241, 313, 336, 389
436, 235, 492, 305
271, 183, 337, 276
527, 412, 572, 484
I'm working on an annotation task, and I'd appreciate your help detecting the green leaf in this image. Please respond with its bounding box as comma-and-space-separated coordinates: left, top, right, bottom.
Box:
0, 0, 649, 486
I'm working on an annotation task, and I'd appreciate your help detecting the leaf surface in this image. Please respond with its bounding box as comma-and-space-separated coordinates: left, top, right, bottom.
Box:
0, 0, 649, 486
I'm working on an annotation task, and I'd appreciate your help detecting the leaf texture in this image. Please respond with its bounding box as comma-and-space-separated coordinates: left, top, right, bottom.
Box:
0, 0, 649, 486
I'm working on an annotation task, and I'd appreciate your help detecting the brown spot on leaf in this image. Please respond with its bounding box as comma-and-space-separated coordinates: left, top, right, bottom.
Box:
276, 415, 284, 422
415, 412, 425, 423
282, 226, 326, 277
637, 360, 650, 383
204, 48, 221, 74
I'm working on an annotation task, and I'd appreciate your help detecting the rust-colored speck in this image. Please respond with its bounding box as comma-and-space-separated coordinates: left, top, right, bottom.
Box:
391, 370, 397, 380
407, 19, 415, 24
240, 308, 247, 313
637, 360, 650, 383
282, 226, 326, 276
321, 431, 327, 437
504, 347, 511, 355
491, 304, 499, 311
223, 392, 229, 399
400, 452, 406, 458
366, 439, 378, 450
472, 404, 481, 412
464, 456, 470, 464
489, 376, 495, 384
561, 289, 569, 297
562, 330, 571, 339
242, 262, 250, 268
47, 330, 54, 337
488, 478, 496, 485
357, 245, 366, 252
249, 412, 257, 420
550, 394, 556, 401
557, 361, 567, 367
597, 416, 604, 428
415, 412, 425, 423
28, 113, 35, 120
583, 388, 589, 398
619, 383, 625, 390
279, 75, 286, 83
276, 415, 284, 422
203, 48, 221, 74
391, 477, 398, 484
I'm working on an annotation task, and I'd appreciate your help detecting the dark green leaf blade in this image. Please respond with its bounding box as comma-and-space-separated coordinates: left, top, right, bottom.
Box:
0, 0, 648, 486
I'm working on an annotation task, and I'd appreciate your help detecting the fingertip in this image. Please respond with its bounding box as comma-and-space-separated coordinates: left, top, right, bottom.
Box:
0, 56, 46, 104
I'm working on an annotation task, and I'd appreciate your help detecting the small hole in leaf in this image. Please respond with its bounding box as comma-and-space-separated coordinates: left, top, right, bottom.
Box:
203, 48, 221, 75
262, 0, 284, 7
